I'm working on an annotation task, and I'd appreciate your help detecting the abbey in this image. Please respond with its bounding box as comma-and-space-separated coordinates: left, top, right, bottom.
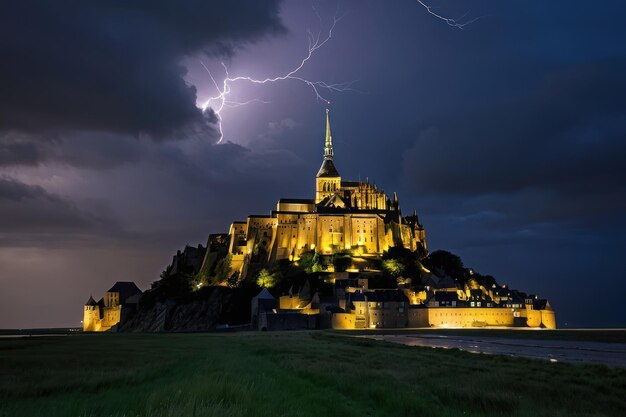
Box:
225, 109, 427, 278
82, 109, 556, 332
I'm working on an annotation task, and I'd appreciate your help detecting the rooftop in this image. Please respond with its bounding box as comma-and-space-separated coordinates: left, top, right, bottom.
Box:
316, 159, 340, 178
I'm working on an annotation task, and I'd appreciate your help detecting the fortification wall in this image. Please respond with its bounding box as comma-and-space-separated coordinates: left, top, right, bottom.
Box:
407, 308, 429, 327
541, 310, 557, 329
332, 313, 357, 329
332, 306, 556, 329
525, 309, 542, 328
427, 307, 515, 328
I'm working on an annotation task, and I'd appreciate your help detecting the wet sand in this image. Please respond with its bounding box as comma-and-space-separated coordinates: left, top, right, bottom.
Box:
357, 333, 626, 367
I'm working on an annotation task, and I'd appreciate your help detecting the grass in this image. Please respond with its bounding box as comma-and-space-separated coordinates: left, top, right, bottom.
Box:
0, 331, 624, 417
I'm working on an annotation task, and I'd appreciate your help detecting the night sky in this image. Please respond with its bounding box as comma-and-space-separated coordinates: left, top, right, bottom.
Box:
1, 0, 625, 328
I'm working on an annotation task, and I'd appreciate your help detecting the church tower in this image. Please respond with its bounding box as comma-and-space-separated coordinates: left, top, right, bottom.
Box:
316, 109, 341, 203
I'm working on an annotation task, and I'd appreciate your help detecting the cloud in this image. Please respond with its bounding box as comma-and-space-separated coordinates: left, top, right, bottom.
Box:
402, 58, 626, 229
265, 118, 299, 138
0, 132, 147, 169
0, 177, 125, 247
0, 137, 41, 166
0, 0, 283, 139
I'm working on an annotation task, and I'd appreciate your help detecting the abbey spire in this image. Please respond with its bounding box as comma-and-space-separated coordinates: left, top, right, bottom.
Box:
316, 108, 341, 202
316, 108, 340, 178
324, 108, 333, 160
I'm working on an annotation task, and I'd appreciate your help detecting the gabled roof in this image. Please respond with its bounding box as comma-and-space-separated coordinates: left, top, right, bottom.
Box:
321, 193, 348, 208
107, 281, 142, 302
254, 288, 276, 300
316, 159, 340, 178
85, 296, 97, 306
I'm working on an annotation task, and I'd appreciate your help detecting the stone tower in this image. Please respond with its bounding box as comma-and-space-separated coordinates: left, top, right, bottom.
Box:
316, 109, 341, 203
83, 296, 100, 332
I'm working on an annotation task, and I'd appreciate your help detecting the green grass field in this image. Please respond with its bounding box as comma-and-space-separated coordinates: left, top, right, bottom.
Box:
1, 332, 625, 417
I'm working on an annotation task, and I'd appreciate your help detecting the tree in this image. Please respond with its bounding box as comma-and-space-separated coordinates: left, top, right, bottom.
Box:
212, 254, 232, 284
298, 250, 316, 273
422, 250, 465, 280
311, 252, 324, 272
332, 250, 352, 272
382, 247, 419, 279
382, 259, 405, 277
256, 268, 279, 288
298, 250, 325, 273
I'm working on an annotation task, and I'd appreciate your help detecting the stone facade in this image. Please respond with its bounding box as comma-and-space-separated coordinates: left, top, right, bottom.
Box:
83, 281, 142, 332
205, 109, 427, 280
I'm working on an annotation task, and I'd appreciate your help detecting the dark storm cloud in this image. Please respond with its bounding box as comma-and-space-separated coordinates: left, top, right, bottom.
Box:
0, 139, 40, 166
0, 177, 124, 246
402, 58, 626, 226
0, 132, 147, 168
0, 0, 283, 138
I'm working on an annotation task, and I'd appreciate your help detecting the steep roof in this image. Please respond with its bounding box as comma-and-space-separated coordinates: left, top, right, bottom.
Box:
254, 288, 276, 300
316, 158, 340, 177
107, 281, 142, 302
319, 193, 348, 208
85, 296, 97, 306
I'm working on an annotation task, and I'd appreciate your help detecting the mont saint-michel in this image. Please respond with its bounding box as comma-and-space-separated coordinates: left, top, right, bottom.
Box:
83, 110, 556, 333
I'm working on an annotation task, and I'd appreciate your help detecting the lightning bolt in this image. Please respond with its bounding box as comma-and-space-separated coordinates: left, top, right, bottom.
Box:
201, 10, 356, 143
416, 0, 484, 30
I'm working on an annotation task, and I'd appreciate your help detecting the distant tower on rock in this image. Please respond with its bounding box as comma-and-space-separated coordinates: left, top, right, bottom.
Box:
316, 108, 341, 203
83, 296, 100, 332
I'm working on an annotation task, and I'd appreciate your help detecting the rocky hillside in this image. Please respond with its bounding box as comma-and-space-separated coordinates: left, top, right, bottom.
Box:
119, 286, 255, 332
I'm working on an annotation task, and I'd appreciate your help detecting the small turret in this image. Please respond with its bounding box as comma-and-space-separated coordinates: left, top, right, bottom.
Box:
83, 295, 100, 332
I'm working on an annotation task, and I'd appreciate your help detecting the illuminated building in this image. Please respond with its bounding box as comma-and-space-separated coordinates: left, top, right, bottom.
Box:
83, 281, 142, 332
213, 109, 427, 279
